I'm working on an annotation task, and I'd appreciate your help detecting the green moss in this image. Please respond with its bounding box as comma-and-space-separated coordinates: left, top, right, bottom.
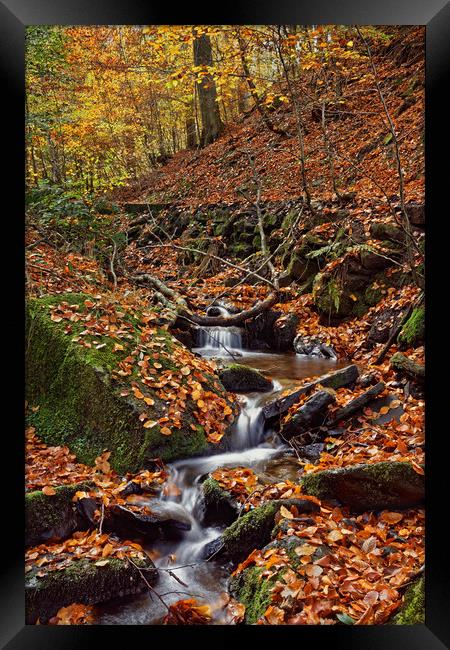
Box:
221, 502, 279, 561
26, 556, 156, 624
398, 306, 425, 349
203, 477, 232, 505
26, 294, 233, 473
301, 462, 424, 512
25, 481, 93, 546
229, 566, 275, 624
392, 576, 425, 625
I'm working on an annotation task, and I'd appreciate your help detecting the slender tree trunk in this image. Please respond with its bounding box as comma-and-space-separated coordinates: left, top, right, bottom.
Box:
193, 29, 224, 147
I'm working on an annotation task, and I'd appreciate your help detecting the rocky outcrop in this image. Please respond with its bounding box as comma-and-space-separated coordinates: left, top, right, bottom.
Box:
301, 462, 424, 512
219, 364, 273, 392
273, 313, 299, 351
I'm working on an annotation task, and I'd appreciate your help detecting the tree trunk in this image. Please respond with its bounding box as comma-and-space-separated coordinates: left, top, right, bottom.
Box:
193, 29, 224, 147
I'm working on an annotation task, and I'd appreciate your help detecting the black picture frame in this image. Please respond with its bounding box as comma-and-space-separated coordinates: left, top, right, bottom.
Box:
1, 1, 448, 647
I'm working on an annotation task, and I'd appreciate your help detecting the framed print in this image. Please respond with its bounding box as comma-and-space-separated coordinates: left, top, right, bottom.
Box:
1, 0, 449, 647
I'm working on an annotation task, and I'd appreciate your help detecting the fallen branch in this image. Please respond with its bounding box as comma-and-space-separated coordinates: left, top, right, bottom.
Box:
184, 292, 278, 327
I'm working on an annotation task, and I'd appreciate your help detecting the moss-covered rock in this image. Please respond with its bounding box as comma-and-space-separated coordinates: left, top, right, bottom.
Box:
301, 462, 424, 512
390, 352, 425, 382
219, 364, 273, 393
25, 556, 157, 624
370, 222, 405, 244
26, 293, 235, 473
312, 274, 354, 319
228, 566, 276, 624
200, 477, 240, 526
203, 498, 319, 564
397, 306, 425, 349
391, 575, 425, 625
25, 482, 95, 547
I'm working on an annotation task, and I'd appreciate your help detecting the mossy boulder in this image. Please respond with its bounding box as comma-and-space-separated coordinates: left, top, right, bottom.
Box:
25, 556, 157, 624
301, 462, 424, 512
219, 364, 273, 393
25, 481, 95, 547
391, 575, 425, 625
370, 222, 405, 244
200, 477, 240, 526
397, 306, 425, 349
26, 293, 236, 473
203, 498, 320, 565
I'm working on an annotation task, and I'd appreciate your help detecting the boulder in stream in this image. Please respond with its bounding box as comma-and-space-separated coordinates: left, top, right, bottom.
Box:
202, 497, 320, 565
199, 476, 240, 526
219, 364, 273, 393
301, 461, 424, 512
26, 556, 157, 624
104, 500, 192, 541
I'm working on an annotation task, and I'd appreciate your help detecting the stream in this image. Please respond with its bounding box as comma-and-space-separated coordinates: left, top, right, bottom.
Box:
97, 318, 346, 624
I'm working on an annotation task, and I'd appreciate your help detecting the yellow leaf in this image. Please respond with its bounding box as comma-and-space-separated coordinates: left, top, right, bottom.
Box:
279, 505, 293, 519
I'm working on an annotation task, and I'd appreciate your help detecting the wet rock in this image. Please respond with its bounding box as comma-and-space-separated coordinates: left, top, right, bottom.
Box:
219, 364, 273, 393
273, 313, 299, 352
26, 556, 157, 624
202, 498, 320, 565
280, 390, 336, 440
294, 442, 325, 461
104, 500, 192, 541
301, 461, 424, 512
254, 456, 302, 484
263, 365, 359, 422
367, 394, 404, 425
294, 334, 338, 359
25, 482, 96, 547
327, 382, 385, 426
199, 477, 240, 526
171, 329, 194, 349
244, 309, 281, 350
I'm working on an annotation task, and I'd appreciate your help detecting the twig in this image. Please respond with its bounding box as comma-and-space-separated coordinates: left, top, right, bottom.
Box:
126, 557, 170, 610
109, 237, 118, 290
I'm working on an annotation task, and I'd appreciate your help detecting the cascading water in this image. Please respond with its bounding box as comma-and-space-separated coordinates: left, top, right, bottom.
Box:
97, 319, 344, 624
194, 306, 243, 357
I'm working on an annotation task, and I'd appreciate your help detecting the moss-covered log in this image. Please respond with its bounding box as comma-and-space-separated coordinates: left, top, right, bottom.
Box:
25, 556, 157, 624
26, 293, 235, 473
25, 482, 95, 547
301, 462, 424, 512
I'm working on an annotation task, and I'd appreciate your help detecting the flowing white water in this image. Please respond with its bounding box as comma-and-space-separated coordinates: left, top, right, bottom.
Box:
97, 309, 343, 624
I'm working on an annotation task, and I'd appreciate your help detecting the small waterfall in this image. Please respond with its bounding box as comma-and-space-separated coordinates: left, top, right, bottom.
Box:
194, 305, 243, 356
